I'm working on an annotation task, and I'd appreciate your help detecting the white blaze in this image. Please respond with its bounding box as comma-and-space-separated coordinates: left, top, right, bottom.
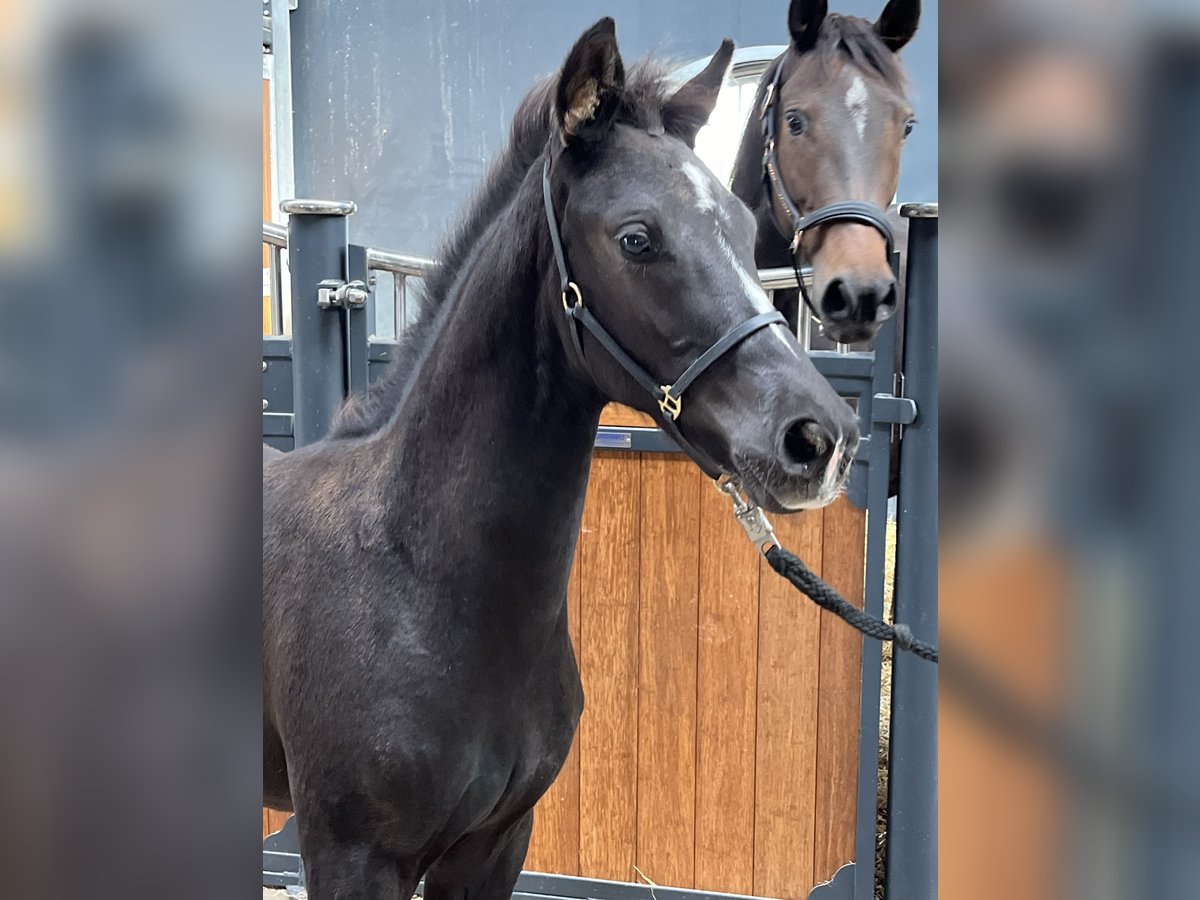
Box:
681, 160, 778, 318
846, 75, 869, 140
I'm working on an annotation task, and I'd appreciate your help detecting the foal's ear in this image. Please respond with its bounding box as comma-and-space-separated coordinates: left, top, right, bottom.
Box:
555, 17, 625, 146
876, 0, 920, 52
788, 0, 828, 54
664, 39, 734, 148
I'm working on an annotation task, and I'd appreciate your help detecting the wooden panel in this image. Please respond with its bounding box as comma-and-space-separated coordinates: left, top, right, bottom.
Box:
812, 498, 866, 884
634, 455, 700, 887
599, 403, 656, 428
262, 808, 289, 839
578, 453, 641, 881
526, 551, 583, 873
753, 508, 825, 898
694, 477, 761, 894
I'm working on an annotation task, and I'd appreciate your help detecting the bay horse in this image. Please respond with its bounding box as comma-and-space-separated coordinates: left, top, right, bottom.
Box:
730, 0, 921, 346
264, 19, 859, 900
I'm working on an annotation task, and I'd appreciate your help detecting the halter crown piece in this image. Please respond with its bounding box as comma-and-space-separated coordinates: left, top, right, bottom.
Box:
541, 159, 785, 481
759, 58, 896, 318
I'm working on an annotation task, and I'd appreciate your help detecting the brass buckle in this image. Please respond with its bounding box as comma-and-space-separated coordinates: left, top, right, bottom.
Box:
658, 386, 682, 421
562, 281, 583, 311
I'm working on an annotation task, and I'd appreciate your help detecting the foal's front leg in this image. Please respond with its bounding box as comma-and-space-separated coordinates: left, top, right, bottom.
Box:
423, 810, 535, 900
296, 813, 420, 900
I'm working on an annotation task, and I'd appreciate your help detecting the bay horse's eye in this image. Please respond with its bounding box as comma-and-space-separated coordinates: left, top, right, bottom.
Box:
904, 117, 917, 138
618, 229, 653, 257
785, 111, 807, 136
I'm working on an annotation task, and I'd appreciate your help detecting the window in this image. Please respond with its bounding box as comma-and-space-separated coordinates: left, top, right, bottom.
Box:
676, 47, 784, 186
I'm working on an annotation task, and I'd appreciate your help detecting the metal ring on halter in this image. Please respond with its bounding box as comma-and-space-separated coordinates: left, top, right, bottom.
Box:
561, 281, 583, 311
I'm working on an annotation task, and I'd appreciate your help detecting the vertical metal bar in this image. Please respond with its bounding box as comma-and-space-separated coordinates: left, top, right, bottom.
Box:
281, 198, 356, 446
885, 207, 938, 900
393, 274, 406, 338
844, 310, 898, 900
344, 243, 370, 394
269, 0, 295, 204
270, 245, 284, 336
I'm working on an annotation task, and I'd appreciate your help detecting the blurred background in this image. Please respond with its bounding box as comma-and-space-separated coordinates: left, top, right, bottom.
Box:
0, 0, 1197, 897
941, 1, 1200, 898
0, 1, 260, 899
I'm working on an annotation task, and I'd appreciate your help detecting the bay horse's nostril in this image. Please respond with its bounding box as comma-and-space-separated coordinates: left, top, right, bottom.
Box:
781, 418, 834, 470
823, 278, 898, 325
880, 281, 898, 312
822, 278, 853, 321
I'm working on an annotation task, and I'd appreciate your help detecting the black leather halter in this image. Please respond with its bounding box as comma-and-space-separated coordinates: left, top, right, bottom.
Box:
760, 58, 895, 320
541, 159, 785, 480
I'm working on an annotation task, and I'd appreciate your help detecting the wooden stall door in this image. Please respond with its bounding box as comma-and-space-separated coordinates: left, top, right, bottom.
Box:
525, 449, 865, 899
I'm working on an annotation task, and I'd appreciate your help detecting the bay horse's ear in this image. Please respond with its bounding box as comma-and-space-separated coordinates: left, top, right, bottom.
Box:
555, 17, 625, 146
876, 0, 920, 52
788, 0, 828, 54
664, 39, 735, 148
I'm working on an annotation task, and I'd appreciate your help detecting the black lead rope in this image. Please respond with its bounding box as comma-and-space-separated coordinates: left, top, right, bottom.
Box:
765, 544, 938, 663
718, 478, 938, 663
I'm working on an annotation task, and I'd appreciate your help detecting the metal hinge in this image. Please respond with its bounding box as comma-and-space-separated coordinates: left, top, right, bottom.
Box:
872, 373, 917, 439
316, 279, 368, 310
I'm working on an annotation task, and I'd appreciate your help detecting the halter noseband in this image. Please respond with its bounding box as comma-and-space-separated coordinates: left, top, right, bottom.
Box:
541, 159, 785, 481
760, 58, 896, 320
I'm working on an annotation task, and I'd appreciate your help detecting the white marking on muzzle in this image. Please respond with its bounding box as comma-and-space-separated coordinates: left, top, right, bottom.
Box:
819, 430, 848, 501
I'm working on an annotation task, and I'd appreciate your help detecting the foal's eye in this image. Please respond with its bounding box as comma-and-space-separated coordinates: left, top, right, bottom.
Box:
618, 229, 653, 257
903, 117, 917, 138
785, 111, 807, 136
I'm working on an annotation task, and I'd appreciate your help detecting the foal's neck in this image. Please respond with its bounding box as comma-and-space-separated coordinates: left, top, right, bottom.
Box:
371, 193, 601, 613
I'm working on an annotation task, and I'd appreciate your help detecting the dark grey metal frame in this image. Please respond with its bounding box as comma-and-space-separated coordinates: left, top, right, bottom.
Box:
260, 205, 937, 900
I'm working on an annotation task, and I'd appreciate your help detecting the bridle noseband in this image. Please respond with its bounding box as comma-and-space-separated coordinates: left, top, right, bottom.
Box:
541, 159, 785, 481
760, 58, 896, 320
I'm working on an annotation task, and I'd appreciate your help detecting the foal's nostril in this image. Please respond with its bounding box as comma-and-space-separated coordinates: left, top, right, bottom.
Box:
821, 279, 853, 321
782, 419, 833, 469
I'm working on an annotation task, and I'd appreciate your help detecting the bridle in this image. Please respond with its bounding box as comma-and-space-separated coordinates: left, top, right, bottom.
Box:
541, 159, 785, 481
760, 56, 896, 320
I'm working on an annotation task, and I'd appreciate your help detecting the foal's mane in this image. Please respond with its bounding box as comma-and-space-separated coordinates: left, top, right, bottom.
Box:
330, 62, 698, 439
730, 14, 908, 202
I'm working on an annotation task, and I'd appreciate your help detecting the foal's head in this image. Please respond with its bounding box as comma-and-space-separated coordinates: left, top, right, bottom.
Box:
546, 20, 858, 511
768, 0, 919, 344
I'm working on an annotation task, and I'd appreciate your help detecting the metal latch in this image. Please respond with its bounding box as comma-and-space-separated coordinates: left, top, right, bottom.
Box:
872, 393, 917, 426
872, 372, 917, 439
316, 279, 369, 310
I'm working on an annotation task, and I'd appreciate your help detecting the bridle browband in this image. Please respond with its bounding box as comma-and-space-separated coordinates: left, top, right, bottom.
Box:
541, 158, 785, 481
760, 56, 895, 320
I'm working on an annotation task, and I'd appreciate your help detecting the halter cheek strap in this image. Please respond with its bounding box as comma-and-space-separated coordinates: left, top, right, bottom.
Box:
542, 159, 785, 480
759, 58, 896, 320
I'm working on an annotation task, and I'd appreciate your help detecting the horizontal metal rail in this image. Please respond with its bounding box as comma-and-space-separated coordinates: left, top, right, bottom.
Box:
261, 223, 821, 345
263, 221, 288, 248
757, 265, 812, 291
260, 222, 811, 287
365, 246, 435, 278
